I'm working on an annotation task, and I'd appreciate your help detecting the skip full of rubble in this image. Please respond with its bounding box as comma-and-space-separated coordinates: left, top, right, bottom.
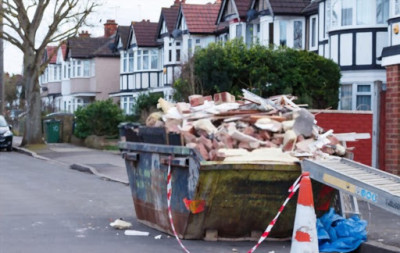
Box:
145, 89, 369, 163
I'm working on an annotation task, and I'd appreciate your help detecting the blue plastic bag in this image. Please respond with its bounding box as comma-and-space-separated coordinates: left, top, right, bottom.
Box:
317, 208, 368, 252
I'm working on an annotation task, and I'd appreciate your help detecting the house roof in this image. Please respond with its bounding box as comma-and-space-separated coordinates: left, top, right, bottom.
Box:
116, 25, 130, 50
132, 20, 159, 47
236, 0, 253, 18
46, 46, 57, 64
162, 5, 180, 35
269, 0, 311, 15
302, 0, 319, 15
67, 36, 118, 59
181, 2, 221, 34
45, 43, 67, 64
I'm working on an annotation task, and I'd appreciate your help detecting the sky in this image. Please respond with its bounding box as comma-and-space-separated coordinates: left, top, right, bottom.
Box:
4, 0, 213, 75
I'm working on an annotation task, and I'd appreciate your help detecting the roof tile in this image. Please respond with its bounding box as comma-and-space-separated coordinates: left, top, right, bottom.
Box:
133, 20, 159, 47
182, 2, 221, 34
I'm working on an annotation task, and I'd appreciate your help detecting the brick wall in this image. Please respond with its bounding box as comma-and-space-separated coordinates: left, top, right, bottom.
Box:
312, 110, 373, 166
384, 65, 400, 175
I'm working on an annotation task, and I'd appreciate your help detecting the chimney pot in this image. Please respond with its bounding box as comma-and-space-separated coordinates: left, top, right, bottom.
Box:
104, 19, 118, 38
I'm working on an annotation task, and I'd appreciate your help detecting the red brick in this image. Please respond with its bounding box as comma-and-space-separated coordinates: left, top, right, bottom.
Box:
189, 95, 205, 107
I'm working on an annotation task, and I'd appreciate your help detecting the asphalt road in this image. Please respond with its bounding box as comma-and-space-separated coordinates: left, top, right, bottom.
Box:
0, 152, 290, 253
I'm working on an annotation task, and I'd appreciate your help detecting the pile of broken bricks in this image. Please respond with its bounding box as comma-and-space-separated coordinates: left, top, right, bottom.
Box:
144, 89, 369, 163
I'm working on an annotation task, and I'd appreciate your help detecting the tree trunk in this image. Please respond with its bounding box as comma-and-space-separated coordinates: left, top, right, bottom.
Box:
21, 52, 44, 146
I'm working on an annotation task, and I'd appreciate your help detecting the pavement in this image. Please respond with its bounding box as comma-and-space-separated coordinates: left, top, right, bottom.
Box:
11, 136, 400, 253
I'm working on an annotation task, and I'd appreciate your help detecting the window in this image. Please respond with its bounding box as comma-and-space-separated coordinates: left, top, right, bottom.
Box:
76, 60, 82, 76
143, 50, 149, 70
83, 61, 90, 76
325, 0, 331, 35
340, 83, 372, 111
123, 52, 127, 72
168, 50, 172, 62
176, 49, 181, 62
137, 51, 142, 70
72, 61, 76, 77
67, 62, 71, 78
53, 65, 57, 81
293, 21, 303, 49
356, 84, 371, 110
195, 39, 200, 44
311, 17, 317, 48
236, 23, 243, 38
376, 0, 389, 24
63, 64, 67, 79
357, 0, 373, 25
332, 0, 340, 27
340, 84, 352, 110
246, 24, 253, 46
341, 0, 353, 26
151, 50, 158, 69
279, 21, 287, 46
188, 39, 192, 57
129, 51, 134, 72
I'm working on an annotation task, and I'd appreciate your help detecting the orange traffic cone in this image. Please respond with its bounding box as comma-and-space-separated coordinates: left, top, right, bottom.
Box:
290, 172, 319, 253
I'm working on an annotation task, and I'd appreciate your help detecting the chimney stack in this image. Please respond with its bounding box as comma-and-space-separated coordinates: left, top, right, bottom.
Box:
79, 30, 90, 38
104, 19, 118, 38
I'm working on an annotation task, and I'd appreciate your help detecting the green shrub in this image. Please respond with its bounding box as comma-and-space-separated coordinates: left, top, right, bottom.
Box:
74, 99, 124, 139
130, 92, 164, 123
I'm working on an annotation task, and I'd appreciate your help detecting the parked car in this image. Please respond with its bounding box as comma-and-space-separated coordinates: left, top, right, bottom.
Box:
0, 115, 13, 151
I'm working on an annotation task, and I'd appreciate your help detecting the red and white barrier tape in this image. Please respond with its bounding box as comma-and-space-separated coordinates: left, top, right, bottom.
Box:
167, 156, 191, 253
247, 174, 303, 253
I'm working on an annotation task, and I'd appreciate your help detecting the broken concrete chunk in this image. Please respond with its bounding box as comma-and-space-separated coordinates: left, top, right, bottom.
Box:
146, 112, 163, 127
282, 120, 295, 132
295, 138, 314, 153
335, 144, 346, 156
157, 98, 175, 113
255, 118, 282, 132
193, 119, 217, 135
110, 219, 132, 230
293, 109, 315, 137
283, 130, 297, 152
176, 102, 191, 114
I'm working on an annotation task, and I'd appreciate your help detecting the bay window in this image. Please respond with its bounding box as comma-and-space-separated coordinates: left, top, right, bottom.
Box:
136, 49, 159, 70
327, 0, 390, 30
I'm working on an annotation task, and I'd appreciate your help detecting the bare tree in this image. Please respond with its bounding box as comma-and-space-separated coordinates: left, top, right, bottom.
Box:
0, 0, 98, 146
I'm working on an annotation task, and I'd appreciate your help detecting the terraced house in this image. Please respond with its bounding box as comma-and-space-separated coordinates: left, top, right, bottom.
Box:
40, 20, 120, 113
